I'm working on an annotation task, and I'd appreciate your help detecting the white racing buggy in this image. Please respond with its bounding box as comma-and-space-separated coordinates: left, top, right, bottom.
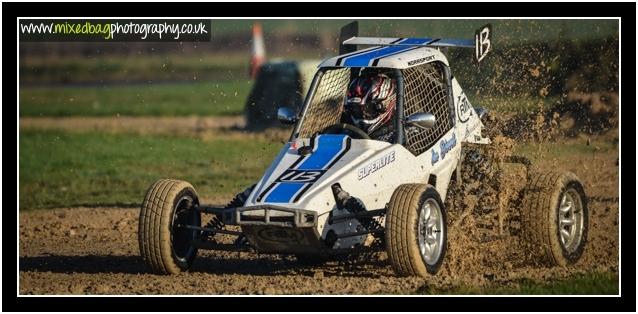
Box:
138, 22, 588, 277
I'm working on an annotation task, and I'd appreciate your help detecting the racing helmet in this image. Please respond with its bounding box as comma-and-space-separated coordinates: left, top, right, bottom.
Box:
345, 73, 397, 133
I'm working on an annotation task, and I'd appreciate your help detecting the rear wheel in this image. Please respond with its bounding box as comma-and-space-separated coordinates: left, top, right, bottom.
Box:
138, 179, 201, 274
521, 171, 588, 266
386, 184, 447, 277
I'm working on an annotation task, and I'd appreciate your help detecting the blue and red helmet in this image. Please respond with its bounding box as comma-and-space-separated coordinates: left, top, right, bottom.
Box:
345, 73, 397, 133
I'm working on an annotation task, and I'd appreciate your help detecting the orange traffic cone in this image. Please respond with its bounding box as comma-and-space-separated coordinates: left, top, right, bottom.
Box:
249, 22, 266, 80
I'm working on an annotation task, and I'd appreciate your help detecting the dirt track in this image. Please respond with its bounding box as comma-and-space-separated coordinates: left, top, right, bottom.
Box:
19, 133, 619, 294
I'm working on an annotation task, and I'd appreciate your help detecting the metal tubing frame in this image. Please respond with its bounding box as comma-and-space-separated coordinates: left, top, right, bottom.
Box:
393, 68, 406, 145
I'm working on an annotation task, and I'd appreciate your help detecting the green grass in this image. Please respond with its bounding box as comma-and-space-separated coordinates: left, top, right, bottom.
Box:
20, 54, 250, 85
19, 130, 282, 210
514, 272, 618, 294
19, 81, 252, 117
417, 272, 618, 294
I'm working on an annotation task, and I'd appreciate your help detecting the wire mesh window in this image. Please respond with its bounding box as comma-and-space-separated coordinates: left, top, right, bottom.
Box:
402, 62, 454, 155
297, 68, 351, 138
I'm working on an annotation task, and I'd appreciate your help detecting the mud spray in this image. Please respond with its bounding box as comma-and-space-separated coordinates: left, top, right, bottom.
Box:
435, 34, 620, 288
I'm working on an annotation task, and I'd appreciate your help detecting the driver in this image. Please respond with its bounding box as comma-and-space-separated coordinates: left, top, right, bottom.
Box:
341, 72, 397, 142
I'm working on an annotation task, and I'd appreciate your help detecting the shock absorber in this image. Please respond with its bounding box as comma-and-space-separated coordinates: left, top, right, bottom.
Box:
201, 185, 254, 240
331, 184, 385, 238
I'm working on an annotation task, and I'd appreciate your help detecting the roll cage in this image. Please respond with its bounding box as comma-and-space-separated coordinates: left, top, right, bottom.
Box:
290, 63, 455, 156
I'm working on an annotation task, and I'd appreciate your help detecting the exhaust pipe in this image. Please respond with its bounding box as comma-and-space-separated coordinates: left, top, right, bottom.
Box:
331, 183, 350, 210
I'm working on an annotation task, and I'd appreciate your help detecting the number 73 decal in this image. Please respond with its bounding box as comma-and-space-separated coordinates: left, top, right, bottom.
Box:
277, 169, 326, 183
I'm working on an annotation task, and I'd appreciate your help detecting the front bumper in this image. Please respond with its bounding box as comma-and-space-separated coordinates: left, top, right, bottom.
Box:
221, 205, 318, 228
220, 205, 322, 253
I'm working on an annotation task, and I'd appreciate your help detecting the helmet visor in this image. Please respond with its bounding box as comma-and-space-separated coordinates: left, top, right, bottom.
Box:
346, 98, 383, 120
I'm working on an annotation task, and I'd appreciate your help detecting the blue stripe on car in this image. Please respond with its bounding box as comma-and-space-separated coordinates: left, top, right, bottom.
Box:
296, 135, 347, 170
342, 38, 432, 67
263, 182, 306, 203
264, 134, 348, 203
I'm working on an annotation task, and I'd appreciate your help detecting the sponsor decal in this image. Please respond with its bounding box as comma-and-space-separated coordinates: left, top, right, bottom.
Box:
457, 92, 473, 123
462, 118, 482, 141
431, 149, 440, 165
440, 133, 457, 160
358, 151, 396, 180
407, 55, 435, 66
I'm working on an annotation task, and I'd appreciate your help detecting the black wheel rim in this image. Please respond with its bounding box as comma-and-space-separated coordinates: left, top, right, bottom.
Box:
171, 195, 199, 263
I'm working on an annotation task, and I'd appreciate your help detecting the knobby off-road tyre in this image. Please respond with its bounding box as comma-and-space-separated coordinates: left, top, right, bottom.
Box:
521, 171, 588, 266
138, 179, 202, 275
386, 184, 447, 277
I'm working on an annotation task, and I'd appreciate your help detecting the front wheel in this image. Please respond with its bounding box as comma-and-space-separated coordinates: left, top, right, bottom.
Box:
386, 184, 447, 277
138, 179, 201, 274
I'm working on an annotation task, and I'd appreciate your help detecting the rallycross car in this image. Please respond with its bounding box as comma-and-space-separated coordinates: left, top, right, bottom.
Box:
138, 22, 588, 277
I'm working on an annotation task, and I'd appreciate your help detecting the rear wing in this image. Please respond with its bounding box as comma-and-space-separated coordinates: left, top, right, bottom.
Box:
339, 23, 492, 64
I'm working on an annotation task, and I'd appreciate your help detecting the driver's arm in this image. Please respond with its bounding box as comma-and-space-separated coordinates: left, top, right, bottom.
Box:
339, 111, 353, 124
369, 123, 395, 142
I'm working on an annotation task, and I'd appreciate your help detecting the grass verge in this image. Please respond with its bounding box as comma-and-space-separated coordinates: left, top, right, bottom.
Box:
20, 54, 249, 85
417, 271, 618, 294
19, 129, 281, 210
20, 81, 252, 117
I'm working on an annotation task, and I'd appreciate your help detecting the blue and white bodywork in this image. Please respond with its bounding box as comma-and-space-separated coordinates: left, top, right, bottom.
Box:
234, 31, 492, 253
